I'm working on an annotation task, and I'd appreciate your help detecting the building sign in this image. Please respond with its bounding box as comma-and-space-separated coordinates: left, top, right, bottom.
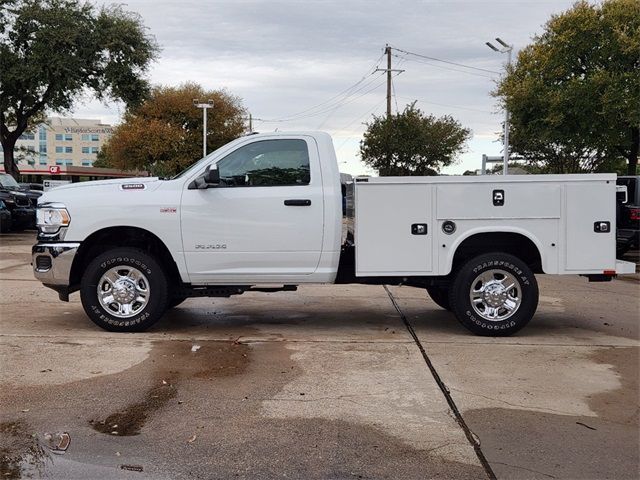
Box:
49, 165, 61, 174
63, 127, 114, 134
43, 180, 71, 191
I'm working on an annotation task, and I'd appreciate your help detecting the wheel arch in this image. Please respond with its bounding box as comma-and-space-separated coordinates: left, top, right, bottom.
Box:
70, 226, 184, 288
446, 228, 545, 275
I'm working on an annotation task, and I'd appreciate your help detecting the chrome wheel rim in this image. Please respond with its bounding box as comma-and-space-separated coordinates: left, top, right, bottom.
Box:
97, 266, 150, 318
469, 269, 521, 322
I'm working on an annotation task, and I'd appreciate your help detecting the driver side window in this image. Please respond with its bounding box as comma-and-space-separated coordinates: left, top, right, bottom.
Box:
216, 139, 310, 187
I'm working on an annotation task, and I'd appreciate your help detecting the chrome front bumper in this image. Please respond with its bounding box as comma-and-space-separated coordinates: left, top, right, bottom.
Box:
32, 243, 80, 286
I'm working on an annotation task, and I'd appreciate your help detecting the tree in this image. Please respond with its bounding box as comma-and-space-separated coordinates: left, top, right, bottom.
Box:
494, 0, 640, 174
99, 83, 247, 177
360, 103, 471, 176
0, 0, 159, 178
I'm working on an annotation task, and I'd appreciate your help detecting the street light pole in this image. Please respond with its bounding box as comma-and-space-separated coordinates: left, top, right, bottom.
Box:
486, 38, 513, 175
193, 99, 214, 157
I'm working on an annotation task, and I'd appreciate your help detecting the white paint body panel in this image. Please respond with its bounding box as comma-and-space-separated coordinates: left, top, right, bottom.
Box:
354, 174, 618, 276
355, 184, 433, 275
180, 135, 326, 283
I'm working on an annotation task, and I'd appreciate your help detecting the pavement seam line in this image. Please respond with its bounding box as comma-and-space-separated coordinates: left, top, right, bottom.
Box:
383, 285, 497, 480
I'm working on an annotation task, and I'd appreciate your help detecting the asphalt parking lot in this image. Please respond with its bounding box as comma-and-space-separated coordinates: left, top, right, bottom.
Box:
1, 232, 638, 479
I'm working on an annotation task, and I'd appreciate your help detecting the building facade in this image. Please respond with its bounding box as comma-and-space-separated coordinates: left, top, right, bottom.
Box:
10, 117, 114, 168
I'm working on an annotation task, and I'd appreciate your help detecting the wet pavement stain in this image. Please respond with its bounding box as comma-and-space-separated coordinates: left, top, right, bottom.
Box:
0, 338, 484, 479
463, 346, 640, 480
588, 346, 639, 425
90, 382, 177, 436
0, 420, 48, 479
169, 416, 486, 480
89, 340, 250, 436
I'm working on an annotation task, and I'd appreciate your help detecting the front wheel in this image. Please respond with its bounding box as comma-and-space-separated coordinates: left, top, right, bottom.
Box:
80, 248, 169, 332
449, 253, 538, 336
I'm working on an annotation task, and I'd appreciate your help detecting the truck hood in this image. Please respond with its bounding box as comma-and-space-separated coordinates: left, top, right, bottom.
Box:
38, 177, 163, 205
47, 177, 160, 192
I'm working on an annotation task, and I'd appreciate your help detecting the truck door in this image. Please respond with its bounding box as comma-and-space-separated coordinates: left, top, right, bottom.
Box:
180, 137, 324, 283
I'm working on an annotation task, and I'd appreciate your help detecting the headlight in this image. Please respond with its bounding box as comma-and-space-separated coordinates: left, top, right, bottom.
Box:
37, 204, 71, 233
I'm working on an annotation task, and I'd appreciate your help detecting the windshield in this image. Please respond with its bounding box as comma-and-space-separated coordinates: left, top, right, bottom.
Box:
171, 136, 248, 180
0, 174, 20, 188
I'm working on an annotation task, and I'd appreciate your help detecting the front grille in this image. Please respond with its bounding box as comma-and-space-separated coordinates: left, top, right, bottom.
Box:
35, 255, 52, 271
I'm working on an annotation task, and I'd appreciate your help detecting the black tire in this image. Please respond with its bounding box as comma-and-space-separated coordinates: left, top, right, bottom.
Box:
449, 252, 538, 336
426, 286, 451, 311
80, 248, 169, 332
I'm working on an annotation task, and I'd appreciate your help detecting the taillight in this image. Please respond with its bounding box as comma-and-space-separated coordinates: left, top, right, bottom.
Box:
630, 208, 640, 221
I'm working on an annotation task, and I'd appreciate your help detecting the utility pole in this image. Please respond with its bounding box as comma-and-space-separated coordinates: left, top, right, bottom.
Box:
193, 99, 214, 157
375, 45, 404, 119
249, 113, 253, 132
486, 38, 513, 175
386, 45, 392, 118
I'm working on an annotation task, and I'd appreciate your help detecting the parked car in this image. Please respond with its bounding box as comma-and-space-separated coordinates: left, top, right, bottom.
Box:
20, 182, 44, 192
0, 200, 11, 232
616, 175, 639, 256
0, 176, 36, 230
1, 173, 42, 204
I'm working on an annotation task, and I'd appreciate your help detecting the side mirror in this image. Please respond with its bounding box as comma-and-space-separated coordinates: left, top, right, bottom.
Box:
204, 166, 220, 185
188, 166, 220, 190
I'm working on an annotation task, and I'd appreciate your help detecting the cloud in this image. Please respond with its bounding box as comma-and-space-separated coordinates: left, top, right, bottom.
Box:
81, 0, 575, 174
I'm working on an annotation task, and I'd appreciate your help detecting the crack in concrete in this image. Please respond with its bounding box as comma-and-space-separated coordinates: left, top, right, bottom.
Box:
491, 461, 557, 478
446, 386, 590, 417
383, 285, 497, 480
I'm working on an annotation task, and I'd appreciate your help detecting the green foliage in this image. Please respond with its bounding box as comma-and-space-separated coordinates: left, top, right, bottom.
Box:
92, 149, 110, 168
359, 103, 471, 176
494, 0, 640, 175
99, 83, 247, 177
0, 0, 159, 177
488, 161, 544, 174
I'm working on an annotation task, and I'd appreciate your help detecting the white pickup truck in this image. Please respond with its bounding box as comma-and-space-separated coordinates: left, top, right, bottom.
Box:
33, 132, 635, 335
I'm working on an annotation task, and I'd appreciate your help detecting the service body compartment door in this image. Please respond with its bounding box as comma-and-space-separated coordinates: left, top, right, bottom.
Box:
355, 183, 432, 275
565, 183, 615, 271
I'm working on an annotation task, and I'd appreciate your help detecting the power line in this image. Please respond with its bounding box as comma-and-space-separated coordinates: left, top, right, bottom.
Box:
334, 97, 387, 153
389, 45, 501, 75
391, 74, 400, 114
255, 73, 380, 123
316, 74, 390, 128
254, 51, 387, 123
394, 53, 496, 79
396, 95, 494, 114
255, 72, 386, 124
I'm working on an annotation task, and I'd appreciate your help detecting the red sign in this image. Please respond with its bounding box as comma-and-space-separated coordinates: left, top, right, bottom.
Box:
48, 166, 61, 174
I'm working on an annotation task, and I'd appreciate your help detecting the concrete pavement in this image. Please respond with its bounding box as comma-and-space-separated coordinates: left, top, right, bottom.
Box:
0, 232, 638, 479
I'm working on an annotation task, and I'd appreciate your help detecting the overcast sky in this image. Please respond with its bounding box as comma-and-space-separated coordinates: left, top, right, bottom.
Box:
79, 0, 577, 175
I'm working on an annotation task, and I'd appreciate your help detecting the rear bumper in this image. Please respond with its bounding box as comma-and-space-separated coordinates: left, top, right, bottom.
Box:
615, 259, 636, 275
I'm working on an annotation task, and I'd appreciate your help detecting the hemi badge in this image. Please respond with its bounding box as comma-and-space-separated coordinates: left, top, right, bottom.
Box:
160, 207, 177, 213
120, 183, 146, 190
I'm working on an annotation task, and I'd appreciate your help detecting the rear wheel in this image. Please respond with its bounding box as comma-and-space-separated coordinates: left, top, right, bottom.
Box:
449, 252, 538, 336
80, 248, 169, 332
426, 286, 451, 311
